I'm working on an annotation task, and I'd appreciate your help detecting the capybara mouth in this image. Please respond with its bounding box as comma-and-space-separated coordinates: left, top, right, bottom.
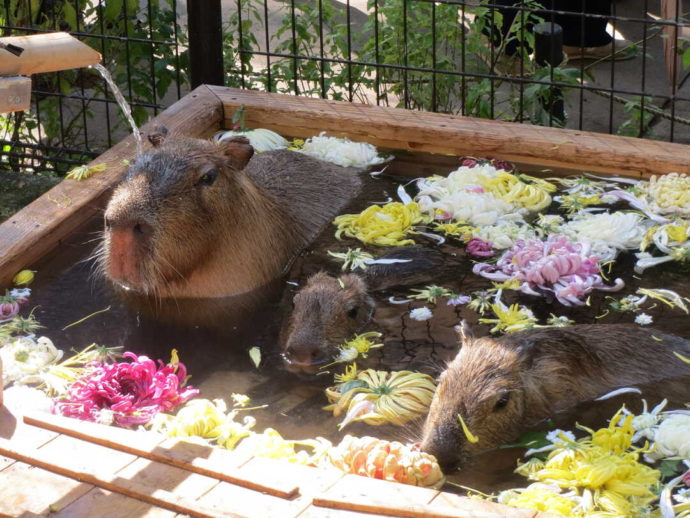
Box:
106, 228, 155, 293
282, 355, 327, 375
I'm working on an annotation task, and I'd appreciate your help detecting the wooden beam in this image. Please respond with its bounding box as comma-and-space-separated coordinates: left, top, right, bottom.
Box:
0, 437, 245, 518
0, 76, 31, 114
24, 411, 300, 499
0, 84, 223, 288
0, 32, 101, 77
208, 86, 690, 178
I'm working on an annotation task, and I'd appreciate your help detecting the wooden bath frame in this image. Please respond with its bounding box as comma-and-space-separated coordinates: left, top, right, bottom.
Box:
0, 86, 688, 517
1, 85, 689, 287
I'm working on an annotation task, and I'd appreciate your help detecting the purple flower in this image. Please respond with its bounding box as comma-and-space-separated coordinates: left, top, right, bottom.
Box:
684, 471, 690, 487
53, 352, 199, 427
447, 295, 471, 306
473, 235, 624, 306
0, 301, 20, 321
466, 238, 495, 257
460, 157, 479, 168
490, 158, 516, 172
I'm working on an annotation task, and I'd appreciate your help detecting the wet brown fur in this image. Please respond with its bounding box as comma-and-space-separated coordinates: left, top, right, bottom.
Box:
100, 130, 362, 299
280, 247, 445, 371
421, 323, 690, 470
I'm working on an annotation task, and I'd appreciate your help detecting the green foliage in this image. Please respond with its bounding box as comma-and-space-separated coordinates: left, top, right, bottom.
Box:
222, 0, 582, 123
1, 0, 188, 175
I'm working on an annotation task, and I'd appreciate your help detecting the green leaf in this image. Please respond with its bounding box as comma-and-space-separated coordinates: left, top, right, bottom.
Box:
248, 346, 261, 368
499, 430, 550, 450
338, 380, 368, 394
659, 459, 682, 478
103, 0, 123, 22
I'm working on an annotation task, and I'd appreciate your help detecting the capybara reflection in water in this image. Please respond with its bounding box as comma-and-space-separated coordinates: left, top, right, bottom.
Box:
281, 247, 444, 372
100, 128, 362, 299
421, 323, 690, 471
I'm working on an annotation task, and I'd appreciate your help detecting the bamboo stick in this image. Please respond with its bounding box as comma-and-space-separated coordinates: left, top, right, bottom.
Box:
0, 32, 101, 77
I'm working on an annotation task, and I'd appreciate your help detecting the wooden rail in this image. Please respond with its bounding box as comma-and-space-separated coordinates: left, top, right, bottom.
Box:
209, 86, 690, 178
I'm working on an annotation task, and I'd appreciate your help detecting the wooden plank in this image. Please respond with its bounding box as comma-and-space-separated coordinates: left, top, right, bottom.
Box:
312, 474, 443, 518
0, 76, 31, 114
209, 86, 689, 178
298, 507, 406, 518
0, 32, 101, 76
52, 488, 178, 518
0, 437, 245, 518
429, 492, 538, 518
25, 411, 299, 498
0, 84, 223, 287
198, 458, 344, 518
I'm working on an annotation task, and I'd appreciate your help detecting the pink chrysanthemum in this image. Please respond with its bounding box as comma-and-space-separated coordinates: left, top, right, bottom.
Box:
53, 352, 198, 427
473, 235, 624, 306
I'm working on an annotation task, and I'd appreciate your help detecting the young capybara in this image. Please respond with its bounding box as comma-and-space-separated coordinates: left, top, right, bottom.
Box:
421, 322, 690, 471
281, 247, 445, 372
101, 128, 362, 299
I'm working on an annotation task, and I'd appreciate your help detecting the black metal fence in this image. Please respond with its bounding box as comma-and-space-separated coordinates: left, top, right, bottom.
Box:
1, 0, 689, 176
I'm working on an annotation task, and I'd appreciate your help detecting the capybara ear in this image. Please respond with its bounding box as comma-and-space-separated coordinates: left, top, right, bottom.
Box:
517, 341, 537, 369
148, 125, 169, 148
340, 273, 368, 292
454, 320, 474, 349
219, 136, 254, 169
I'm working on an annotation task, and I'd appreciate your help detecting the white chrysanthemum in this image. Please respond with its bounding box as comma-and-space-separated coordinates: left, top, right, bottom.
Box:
417, 191, 519, 227
647, 414, 690, 460
546, 429, 576, 445
675, 488, 690, 504
299, 132, 387, 168
409, 306, 433, 321
561, 212, 648, 261
215, 128, 289, 152
630, 399, 667, 442
634, 313, 653, 326
474, 220, 539, 250
9, 288, 31, 299
0, 335, 63, 386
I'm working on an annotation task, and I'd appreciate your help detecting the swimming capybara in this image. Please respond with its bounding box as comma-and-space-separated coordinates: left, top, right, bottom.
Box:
101, 128, 362, 298
420, 322, 690, 470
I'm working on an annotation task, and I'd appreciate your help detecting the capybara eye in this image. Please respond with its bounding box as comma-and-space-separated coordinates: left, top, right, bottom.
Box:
347, 306, 359, 319
196, 168, 218, 186
493, 392, 510, 411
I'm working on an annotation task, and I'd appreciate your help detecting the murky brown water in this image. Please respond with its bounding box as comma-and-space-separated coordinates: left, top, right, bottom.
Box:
23, 159, 690, 495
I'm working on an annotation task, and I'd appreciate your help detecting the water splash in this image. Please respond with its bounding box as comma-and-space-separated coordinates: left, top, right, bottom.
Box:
92, 63, 143, 156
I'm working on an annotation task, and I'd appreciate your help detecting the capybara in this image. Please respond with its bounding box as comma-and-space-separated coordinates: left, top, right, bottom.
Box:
421, 322, 690, 470
101, 128, 362, 298
281, 247, 445, 372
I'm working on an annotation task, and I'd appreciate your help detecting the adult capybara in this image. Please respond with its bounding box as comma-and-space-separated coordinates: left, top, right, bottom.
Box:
100, 128, 362, 298
421, 322, 690, 471
281, 247, 445, 371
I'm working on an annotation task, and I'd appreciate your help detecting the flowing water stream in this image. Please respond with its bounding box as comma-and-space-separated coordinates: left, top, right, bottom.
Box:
92, 63, 143, 156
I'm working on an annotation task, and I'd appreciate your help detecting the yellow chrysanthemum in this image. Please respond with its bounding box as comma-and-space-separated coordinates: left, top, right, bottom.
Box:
333, 202, 429, 246
501, 484, 577, 516
480, 172, 552, 212
479, 302, 537, 334
325, 369, 436, 428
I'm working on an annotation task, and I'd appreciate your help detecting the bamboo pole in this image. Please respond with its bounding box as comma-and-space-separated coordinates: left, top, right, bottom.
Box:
0, 32, 101, 77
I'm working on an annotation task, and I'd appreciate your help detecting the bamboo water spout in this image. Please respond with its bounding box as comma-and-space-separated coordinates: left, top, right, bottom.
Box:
0, 32, 101, 114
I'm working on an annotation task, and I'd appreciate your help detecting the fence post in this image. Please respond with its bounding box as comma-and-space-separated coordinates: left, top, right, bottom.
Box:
187, 0, 224, 88
534, 22, 566, 126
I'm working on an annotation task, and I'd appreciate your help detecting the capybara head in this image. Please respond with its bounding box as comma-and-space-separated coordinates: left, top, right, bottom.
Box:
420, 322, 529, 471
282, 272, 374, 373
101, 128, 254, 296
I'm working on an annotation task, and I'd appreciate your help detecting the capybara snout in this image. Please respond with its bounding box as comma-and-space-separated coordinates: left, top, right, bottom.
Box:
421, 323, 690, 470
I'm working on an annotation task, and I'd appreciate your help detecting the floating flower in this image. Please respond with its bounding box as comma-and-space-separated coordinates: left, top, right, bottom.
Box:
215, 127, 288, 152
1, 335, 63, 386
53, 351, 198, 427
447, 295, 471, 306
432, 220, 476, 241
297, 132, 388, 168
627, 399, 667, 443
636, 288, 689, 314
473, 220, 540, 251
561, 212, 648, 262
334, 201, 428, 246
329, 332, 383, 365
12, 269, 35, 286
409, 285, 454, 304
234, 428, 332, 465
466, 237, 495, 257
324, 435, 445, 489
327, 248, 412, 271
479, 301, 537, 334
467, 290, 493, 315
634, 220, 690, 273
473, 235, 624, 306
635, 313, 653, 326
647, 414, 690, 461
409, 306, 433, 321
65, 163, 107, 181
609, 173, 690, 221
545, 314, 574, 327
497, 483, 579, 516
334, 363, 359, 384
324, 369, 436, 428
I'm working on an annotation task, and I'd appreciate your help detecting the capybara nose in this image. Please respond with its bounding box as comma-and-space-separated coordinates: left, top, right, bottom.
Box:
421, 436, 462, 472
107, 219, 154, 286
283, 345, 329, 367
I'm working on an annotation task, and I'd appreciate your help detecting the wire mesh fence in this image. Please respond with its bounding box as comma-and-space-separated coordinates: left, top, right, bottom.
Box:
1, 0, 688, 177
